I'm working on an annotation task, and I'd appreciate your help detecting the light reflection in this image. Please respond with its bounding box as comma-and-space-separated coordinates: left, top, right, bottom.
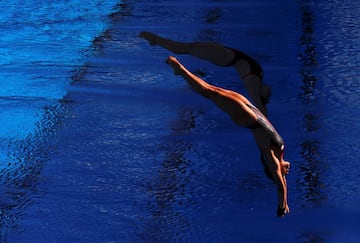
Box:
0, 103, 65, 241
0, 1, 122, 239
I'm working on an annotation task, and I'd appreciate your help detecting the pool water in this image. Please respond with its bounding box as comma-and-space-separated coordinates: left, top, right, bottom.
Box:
1, 0, 360, 242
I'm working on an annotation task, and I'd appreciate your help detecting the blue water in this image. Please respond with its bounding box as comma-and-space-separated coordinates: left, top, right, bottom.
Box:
1, 0, 360, 242
0, 1, 120, 151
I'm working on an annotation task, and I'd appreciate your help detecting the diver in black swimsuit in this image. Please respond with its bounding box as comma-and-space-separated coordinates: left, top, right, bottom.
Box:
168, 56, 290, 217
246, 103, 284, 150
140, 33, 291, 217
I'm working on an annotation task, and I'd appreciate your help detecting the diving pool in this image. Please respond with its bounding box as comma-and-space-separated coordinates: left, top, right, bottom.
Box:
1, 0, 360, 242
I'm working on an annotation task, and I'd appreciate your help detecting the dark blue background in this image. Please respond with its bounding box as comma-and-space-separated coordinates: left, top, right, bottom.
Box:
1, 0, 359, 242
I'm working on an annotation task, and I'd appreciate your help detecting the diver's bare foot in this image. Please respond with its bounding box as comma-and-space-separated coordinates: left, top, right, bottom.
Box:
139, 31, 157, 46
166, 56, 183, 75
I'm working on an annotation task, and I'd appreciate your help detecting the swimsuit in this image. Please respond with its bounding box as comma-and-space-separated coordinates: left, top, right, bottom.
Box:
224, 47, 264, 80
246, 104, 284, 152
246, 104, 285, 181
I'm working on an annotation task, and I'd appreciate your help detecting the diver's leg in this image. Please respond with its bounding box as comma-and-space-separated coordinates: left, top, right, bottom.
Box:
166, 56, 257, 126
140, 32, 271, 115
140, 31, 235, 66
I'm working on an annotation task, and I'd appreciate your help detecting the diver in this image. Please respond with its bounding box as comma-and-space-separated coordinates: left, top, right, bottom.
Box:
140, 33, 290, 217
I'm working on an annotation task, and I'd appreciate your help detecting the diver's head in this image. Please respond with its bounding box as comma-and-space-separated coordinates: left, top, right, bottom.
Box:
260, 148, 290, 181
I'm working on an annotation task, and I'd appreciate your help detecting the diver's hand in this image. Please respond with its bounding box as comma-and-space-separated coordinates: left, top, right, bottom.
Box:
277, 204, 290, 217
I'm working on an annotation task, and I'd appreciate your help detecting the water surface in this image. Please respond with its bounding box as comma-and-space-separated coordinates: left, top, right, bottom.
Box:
2, 0, 360, 242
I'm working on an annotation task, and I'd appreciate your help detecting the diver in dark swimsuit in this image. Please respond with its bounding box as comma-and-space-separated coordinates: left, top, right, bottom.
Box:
139, 31, 290, 216
161, 56, 290, 217
246, 103, 284, 150
245, 103, 286, 201
246, 103, 287, 216
139, 31, 271, 115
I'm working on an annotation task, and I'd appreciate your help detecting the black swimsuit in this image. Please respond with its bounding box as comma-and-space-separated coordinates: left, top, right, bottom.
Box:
224, 47, 264, 80
246, 104, 284, 151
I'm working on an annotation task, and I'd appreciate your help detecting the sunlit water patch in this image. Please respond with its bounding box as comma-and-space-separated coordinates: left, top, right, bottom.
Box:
0, 0, 121, 146
0, 0, 122, 239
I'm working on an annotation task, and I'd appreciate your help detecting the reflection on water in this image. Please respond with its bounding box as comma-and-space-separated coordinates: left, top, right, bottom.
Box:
298, 141, 325, 202
298, 2, 318, 103
296, 1, 325, 206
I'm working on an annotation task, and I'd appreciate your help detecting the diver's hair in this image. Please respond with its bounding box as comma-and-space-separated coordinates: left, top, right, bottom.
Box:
260, 153, 275, 181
